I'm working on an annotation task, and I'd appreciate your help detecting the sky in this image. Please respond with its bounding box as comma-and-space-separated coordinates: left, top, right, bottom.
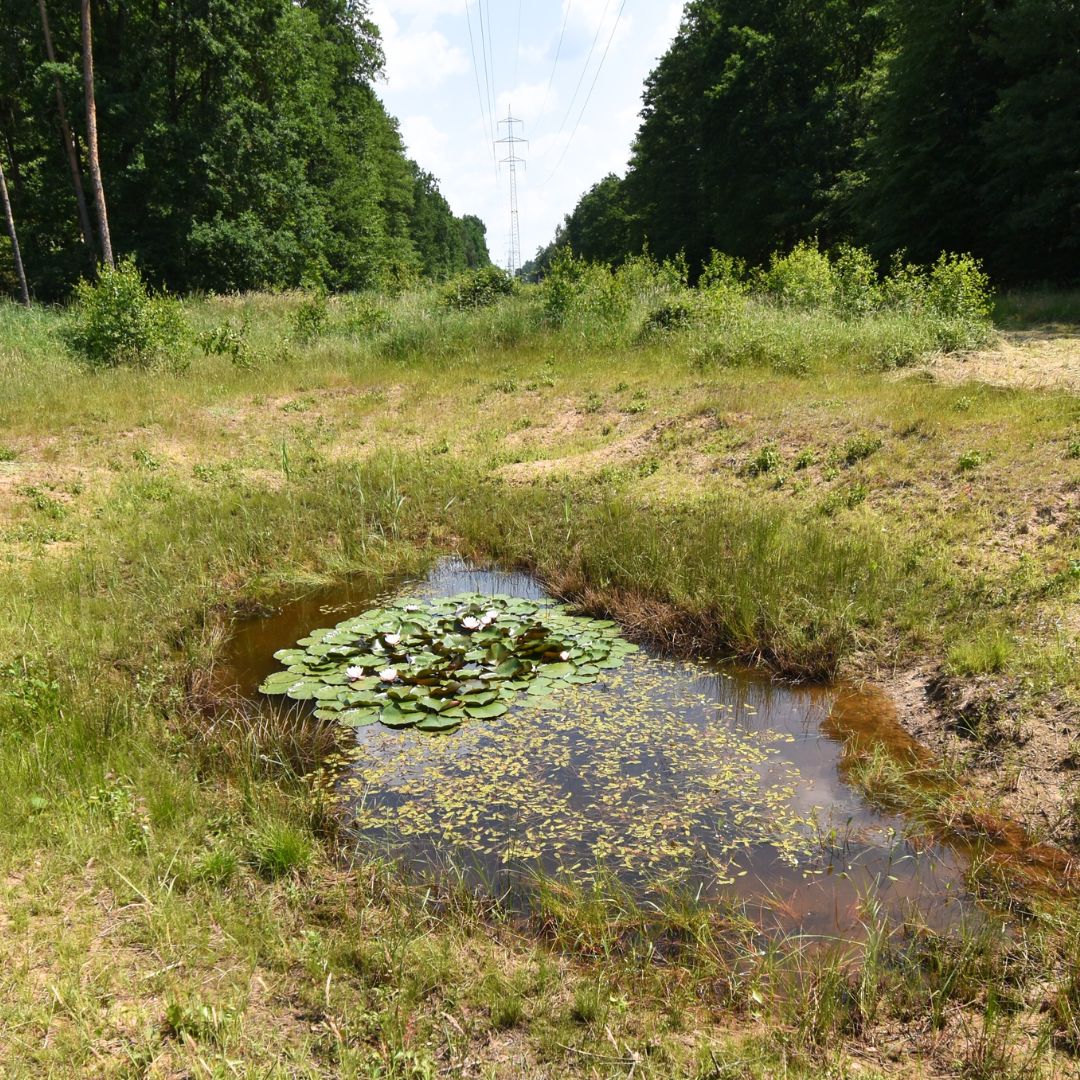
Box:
367, 0, 685, 269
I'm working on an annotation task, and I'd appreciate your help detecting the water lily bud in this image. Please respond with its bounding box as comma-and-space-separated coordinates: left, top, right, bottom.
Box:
560, 651, 571, 662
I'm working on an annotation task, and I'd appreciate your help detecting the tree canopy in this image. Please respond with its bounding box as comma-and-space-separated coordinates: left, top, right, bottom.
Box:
543, 0, 1079, 284
0, 0, 488, 299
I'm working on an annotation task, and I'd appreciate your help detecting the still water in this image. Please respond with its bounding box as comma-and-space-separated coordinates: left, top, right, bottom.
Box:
218, 559, 976, 936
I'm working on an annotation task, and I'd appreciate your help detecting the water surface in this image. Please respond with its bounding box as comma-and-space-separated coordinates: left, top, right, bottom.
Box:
217, 559, 975, 936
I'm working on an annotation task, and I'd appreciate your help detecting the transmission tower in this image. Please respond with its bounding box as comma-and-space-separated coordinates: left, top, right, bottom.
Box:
496, 110, 527, 276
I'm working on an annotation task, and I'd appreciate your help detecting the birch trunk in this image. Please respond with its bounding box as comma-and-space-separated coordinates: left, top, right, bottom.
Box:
80, 0, 113, 268
0, 153, 31, 306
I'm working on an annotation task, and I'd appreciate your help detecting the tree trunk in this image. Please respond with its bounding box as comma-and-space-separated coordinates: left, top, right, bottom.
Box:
39, 0, 96, 260
80, 0, 113, 268
0, 153, 31, 306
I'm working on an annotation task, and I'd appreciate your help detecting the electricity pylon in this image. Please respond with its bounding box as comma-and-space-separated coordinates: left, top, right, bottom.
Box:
496, 110, 527, 277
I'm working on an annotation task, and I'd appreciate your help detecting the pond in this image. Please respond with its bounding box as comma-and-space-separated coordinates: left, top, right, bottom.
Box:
217, 558, 978, 937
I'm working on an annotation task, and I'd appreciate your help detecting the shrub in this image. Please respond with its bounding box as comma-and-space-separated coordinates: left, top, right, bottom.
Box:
442, 265, 515, 310
831, 245, 881, 317
66, 258, 185, 368
291, 289, 329, 343
760, 241, 836, 309
699, 250, 747, 292
640, 300, 693, 336
198, 311, 257, 368
924, 253, 992, 322
542, 247, 583, 325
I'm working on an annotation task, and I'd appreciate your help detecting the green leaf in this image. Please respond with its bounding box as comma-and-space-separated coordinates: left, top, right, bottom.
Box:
340, 708, 380, 727
465, 702, 509, 719
379, 705, 417, 728
416, 714, 462, 733
540, 662, 574, 678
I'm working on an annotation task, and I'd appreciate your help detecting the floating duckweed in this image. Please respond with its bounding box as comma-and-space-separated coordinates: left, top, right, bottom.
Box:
320, 659, 821, 887
258, 592, 639, 733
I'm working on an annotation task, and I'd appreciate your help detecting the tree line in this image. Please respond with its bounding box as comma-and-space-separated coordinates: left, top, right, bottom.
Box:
0, 0, 490, 301
528, 0, 1078, 285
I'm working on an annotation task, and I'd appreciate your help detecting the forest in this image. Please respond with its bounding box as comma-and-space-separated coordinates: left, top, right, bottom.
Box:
0, 0, 490, 300
530, 0, 1080, 285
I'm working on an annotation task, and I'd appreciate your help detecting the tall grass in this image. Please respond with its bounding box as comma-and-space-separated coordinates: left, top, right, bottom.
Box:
0, 263, 1077, 1075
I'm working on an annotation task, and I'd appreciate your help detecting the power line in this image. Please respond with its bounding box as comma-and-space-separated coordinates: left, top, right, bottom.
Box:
464, 1, 498, 173
545, 0, 613, 154
478, 0, 498, 129
537, 0, 572, 123
512, 0, 523, 89
544, 0, 628, 183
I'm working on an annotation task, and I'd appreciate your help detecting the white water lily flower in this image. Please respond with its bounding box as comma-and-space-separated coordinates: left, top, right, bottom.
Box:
379, 667, 399, 682
384, 633, 401, 646
461, 616, 481, 631
560, 651, 571, 662
481, 610, 499, 625
346, 666, 365, 681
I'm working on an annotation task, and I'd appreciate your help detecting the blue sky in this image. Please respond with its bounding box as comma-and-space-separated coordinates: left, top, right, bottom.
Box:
368, 0, 685, 267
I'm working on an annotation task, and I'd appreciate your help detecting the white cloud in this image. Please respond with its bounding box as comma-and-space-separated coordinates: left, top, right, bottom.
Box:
372, 0, 684, 265
371, 0, 468, 91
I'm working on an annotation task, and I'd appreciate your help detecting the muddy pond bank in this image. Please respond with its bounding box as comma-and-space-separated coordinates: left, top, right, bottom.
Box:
213, 558, 1062, 938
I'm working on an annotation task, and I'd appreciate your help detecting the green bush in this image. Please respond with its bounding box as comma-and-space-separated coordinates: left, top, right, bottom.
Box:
291, 289, 329, 343
699, 250, 748, 292
66, 258, 185, 368
198, 311, 257, 368
640, 300, 693, 336
924, 253, 992, 322
442, 265, 515, 310
760, 241, 836, 309
831, 245, 881, 317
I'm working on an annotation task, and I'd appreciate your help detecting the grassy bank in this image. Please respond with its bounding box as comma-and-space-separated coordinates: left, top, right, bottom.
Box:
1, 268, 1079, 1076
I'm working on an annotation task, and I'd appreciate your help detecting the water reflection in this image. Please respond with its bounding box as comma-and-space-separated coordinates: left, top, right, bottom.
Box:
217, 558, 975, 935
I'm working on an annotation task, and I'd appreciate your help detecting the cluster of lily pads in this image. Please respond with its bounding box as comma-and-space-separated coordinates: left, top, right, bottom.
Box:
258, 592, 638, 733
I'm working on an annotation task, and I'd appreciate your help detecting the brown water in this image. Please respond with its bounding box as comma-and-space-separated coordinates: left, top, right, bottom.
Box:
216, 559, 979, 937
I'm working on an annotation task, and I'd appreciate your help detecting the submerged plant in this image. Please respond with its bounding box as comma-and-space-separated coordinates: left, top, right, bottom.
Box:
258, 592, 638, 734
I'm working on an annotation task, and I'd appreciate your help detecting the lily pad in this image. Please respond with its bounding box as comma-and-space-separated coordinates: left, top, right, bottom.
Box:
258, 591, 638, 734
465, 702, 509, 720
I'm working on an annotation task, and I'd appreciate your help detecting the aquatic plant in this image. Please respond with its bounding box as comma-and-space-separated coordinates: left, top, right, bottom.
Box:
258, 592, 638, 733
